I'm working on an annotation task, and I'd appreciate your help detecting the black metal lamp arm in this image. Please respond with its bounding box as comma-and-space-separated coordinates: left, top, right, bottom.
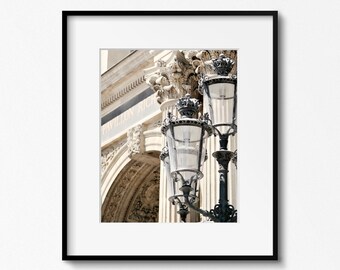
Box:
182, 185, 218, 222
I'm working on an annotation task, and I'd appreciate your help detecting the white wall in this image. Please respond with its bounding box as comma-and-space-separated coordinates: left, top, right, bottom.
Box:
1, 0, 340, 269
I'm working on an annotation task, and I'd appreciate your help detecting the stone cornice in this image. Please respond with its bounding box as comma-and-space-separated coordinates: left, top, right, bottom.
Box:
101, 75, 146, 109
101, 50, 153, 91
101, 50, 160, 111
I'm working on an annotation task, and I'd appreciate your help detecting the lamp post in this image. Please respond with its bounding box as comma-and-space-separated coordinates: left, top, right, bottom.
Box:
160, 54, 237, 223
200, 54, 237, 222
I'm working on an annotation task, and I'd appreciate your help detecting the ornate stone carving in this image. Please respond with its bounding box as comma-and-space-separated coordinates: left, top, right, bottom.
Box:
145, 50, 237, 104
125, 170, 160, 222
146, 50, 199, 104
127, 124, 144, 157
152, 120, 162, 128
101, 76, 146, 109
190, 50, 237, 77
102, 161, 144, 222
101, 139, 127, 175
101, 160, 160, 223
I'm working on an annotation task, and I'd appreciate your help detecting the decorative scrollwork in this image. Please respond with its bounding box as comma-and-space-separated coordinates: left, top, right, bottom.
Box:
209, 203, 237, 222
159, 146, 169, 161
161, 112, 176, 134
200, 112, 213, 125
127, 124, 144, 157
125, 170, 160, 222
161, 111, 213, 137
145, 51, 199, 104
152, 120, 162, 128
101, 139, 127, 175
232, 150, 237, 169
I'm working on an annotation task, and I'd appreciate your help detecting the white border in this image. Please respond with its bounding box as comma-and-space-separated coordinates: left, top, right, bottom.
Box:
67, 14, 274, 256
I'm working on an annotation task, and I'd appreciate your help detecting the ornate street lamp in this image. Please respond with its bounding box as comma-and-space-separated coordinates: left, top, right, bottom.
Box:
160, 54, 238, 223
160, 94, 212, 222
199, 54, 237, 222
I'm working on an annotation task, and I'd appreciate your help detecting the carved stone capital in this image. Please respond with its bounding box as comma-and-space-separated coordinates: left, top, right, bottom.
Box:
145, 50, 237, 104
145, 50, 199, 104
193, 50, 237, 76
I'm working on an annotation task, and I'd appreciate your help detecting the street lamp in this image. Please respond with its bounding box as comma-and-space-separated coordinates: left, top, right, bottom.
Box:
161, 54, 237, 223
160, 94, 212, 222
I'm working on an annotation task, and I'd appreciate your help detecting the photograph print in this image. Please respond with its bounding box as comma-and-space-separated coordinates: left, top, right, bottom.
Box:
100, 49, 238, 223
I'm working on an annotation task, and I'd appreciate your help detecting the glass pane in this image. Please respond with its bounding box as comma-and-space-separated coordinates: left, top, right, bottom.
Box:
166, 128, 177, 174
166, 124, 210, 183
173, 125, 202, 142
209, 82, 234, 99
200, 141, 207, 167
174, 125, 201, 178
163, 156, 174, 198
204, 82, 236, 134
211, 98, 234, 133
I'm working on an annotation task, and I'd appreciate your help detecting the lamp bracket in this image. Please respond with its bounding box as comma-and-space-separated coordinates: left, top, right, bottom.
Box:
182, 185, 237, 223
209, 203, 237, 222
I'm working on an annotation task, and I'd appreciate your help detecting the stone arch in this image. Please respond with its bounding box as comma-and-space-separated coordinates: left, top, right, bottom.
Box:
101, 143, 130, 204
101, 151, 161, 222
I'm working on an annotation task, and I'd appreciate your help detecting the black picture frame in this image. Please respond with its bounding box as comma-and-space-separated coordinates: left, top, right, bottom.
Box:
62, 10, 278, 261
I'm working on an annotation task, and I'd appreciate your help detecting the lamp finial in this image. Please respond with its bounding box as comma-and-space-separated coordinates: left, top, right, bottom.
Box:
176, 94, 200, 118
212, 54, 235, 76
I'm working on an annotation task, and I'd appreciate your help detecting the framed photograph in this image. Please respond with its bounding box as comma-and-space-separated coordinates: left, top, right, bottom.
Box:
63, 11, 278, 260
